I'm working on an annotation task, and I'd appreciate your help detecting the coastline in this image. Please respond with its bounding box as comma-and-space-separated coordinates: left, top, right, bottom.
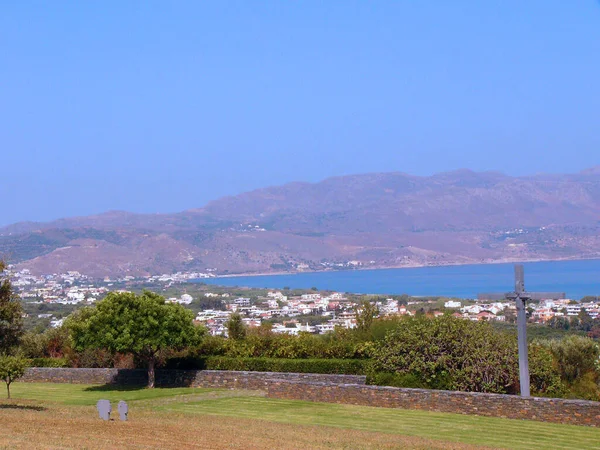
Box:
213, 255, 600, 279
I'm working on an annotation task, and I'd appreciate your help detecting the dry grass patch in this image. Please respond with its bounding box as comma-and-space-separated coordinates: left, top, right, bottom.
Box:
0, 401, 481, 449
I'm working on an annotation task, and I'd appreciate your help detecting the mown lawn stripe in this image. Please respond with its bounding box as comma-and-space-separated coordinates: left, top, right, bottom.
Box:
165, 396, 600, 450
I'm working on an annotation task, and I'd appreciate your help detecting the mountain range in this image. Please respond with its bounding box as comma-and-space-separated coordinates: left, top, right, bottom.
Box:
2, 168, 600, 277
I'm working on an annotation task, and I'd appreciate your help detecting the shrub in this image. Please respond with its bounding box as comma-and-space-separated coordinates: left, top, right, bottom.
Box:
27, 357, 69, 368
542, 335, 600, 400
544, 335, 600, 384
371, 315, 520, 393
203, 356, 369, 374
192, 330, 363, 360
528, 342, 565, 397
367, 372, 428, 389
567, 372, 600, 401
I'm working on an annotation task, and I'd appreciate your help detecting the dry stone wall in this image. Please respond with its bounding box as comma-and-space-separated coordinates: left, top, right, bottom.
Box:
21, 368, 600, 427
21, 367, 366, 388
265, 380, 600, 427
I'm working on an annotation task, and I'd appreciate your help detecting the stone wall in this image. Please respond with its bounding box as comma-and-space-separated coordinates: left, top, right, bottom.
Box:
265, 380, 600, 427
21, 368, 600, 427
22, 368, 147, 385
21, 367, 366, 388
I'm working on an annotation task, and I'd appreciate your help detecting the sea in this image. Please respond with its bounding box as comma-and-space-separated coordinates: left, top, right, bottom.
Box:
198, 259, 600, 300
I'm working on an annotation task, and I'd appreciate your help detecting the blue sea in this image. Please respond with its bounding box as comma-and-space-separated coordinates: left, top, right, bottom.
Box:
199, 260, 600, 300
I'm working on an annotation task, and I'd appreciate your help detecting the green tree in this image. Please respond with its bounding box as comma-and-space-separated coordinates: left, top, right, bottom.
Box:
226, 312, 247, 340
0, 260, 24, 354
354, 300, 379, 333
68, 291, 201, 388
575, 309, 595, 332
371, 315, 520, 393
545, 335, 600, 384
0, 354, 28, 399
544, 335, 600, 400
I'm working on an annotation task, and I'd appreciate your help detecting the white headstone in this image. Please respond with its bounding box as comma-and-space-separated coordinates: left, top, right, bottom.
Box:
96, 399, 111, 421
118, 400, 129, 421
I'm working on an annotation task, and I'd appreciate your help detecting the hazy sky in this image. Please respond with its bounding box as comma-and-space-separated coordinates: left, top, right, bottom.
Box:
2, 1, 599, 225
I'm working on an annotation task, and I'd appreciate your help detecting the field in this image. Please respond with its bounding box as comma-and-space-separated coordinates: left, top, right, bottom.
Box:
2, 383, 600, 449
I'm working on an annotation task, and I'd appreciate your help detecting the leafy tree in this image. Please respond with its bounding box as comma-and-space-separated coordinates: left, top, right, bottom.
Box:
0, 354, 28, 399
0, 260, 24, 354
503, 308, 517, 324
543, 335, 600, 400
371, 315, 521, 393
226, 312, 247, 340
545, 335, 600, 384
68, 291, 201, 388
547, 316, 571, 331
354, 301, 379, 333
528, 342, 565, 397
575, 310, 595, 332
192, 297, 226, 311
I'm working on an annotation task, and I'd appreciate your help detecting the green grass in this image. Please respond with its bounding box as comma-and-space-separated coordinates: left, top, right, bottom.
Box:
7, 383, 600, 449
164, 396, 600, 450
9, 383, 217, 406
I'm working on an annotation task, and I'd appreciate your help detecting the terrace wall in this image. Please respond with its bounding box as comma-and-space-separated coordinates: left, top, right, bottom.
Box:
22, 368, 600, 427
21, 367, 366, 388
265, 380, 600, 427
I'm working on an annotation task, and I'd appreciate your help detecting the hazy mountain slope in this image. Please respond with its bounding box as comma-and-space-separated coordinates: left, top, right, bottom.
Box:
2, 169, 600, 277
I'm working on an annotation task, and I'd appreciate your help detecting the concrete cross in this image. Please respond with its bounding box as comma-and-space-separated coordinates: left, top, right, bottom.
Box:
478, 264, 565, 397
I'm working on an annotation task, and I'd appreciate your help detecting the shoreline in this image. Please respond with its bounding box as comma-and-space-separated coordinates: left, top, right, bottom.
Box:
210, 255, 600, 279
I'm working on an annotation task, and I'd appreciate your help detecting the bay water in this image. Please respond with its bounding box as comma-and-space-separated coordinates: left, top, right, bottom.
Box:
199, 259, 600, 299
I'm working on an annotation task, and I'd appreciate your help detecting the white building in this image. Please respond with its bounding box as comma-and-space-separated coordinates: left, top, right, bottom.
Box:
444, 300, 461, 308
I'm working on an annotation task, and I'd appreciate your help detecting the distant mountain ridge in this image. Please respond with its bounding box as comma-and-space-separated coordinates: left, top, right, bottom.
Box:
2, 168, 600, 277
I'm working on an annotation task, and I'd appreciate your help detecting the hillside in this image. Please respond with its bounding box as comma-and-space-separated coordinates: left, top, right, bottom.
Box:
2, 168, 600, 277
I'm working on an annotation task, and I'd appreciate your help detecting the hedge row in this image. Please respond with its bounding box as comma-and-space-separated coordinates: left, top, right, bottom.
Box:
205, 357, 370, 374
27, 357, 70, 368
165, 356, 370, 374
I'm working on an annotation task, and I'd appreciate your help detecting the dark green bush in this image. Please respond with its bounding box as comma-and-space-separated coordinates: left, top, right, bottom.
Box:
27, 357, 69, 368
203, 356, 369, 374
541, 335, 600, 400
192, 331, 364, 360
367, 372, 428, 389
163, 356, 207, 370
371, 315, 520, 393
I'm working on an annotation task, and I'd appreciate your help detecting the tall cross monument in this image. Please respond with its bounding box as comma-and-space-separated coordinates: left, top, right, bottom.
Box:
478, 264, 565, 397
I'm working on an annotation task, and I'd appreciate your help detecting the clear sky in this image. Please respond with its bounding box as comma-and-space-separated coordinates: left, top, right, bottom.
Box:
2, 1, 599, 226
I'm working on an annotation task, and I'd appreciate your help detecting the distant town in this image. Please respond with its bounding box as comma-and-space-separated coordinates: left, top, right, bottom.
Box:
7, 265, 599, 335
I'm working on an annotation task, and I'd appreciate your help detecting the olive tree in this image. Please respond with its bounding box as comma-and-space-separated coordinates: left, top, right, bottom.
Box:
68, 291, 201, 388
0, 354, 28, 399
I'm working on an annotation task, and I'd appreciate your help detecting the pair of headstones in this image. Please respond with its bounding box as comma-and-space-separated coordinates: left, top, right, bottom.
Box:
96, 399, 128, 421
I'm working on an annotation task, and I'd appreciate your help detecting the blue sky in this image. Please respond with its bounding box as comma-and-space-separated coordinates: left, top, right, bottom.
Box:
2, 1, 599, 225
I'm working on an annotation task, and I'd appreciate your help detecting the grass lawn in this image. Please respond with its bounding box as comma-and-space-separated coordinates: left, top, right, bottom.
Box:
2, 382, 600, 449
